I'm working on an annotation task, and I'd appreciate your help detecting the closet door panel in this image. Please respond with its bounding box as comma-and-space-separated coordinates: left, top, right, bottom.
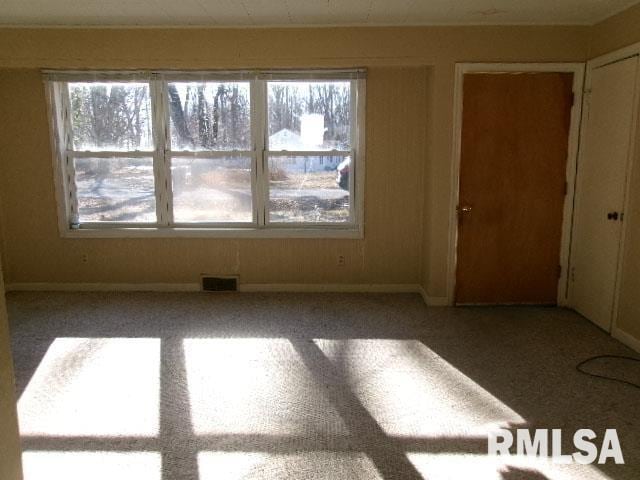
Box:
570, 55, 639, 331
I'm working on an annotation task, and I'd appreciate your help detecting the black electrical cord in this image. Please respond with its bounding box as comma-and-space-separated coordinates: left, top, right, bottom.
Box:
576, 354, 640, 390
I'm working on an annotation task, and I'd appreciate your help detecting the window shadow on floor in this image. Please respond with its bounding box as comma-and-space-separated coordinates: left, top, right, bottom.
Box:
8, 292, 639, 480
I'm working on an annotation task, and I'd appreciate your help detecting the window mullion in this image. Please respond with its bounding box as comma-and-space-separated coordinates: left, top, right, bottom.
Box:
66, 150, 154, 158
354, 78, 366, 229
167, 150, 254, 158
60, 83, 79, 227
265, 150, 351, 157
253, 79, 267, 227
349, 79, 358, 224
151, 76, 171, 227
162, 79, 175, 226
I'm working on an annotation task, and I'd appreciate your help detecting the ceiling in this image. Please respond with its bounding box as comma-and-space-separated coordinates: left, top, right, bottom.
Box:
0, 0, 636, 27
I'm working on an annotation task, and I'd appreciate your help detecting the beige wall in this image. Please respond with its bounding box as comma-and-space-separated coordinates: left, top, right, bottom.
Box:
590, 3, 640, 58
0, 26, 589, 293
0, 256, 23, 480
0, 66, 427, 286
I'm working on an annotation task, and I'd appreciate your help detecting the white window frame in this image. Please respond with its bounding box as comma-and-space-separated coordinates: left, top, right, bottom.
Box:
45, 70, 366, 239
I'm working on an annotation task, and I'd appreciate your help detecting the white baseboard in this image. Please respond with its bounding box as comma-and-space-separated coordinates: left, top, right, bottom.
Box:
5, 281, 421, 293
238, 283, 421, 293
0, 284, 581, 308
427, 296, 450, 306
612, 326, 640, 354
5, 282, 201, 292
417, 286, 450, 306
4, 281, 452, 306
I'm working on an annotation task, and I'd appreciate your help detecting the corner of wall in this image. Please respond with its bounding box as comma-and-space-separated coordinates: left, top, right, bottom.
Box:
0, 256, 23, 480
0, 192, 7, 286
421, 66, 436, 296
588, 2, 640, 59
420, 66, 433, 294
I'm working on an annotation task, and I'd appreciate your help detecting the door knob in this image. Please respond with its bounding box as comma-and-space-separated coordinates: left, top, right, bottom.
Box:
607, 211, 619, 221
457, 205, 472, 225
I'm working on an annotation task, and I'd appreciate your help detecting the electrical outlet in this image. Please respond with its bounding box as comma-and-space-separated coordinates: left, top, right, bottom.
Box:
337, 255, 346, 267
81, 253, 89, 264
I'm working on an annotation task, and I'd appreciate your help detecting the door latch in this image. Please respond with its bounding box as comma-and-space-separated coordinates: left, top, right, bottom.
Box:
457, 205, 473, 225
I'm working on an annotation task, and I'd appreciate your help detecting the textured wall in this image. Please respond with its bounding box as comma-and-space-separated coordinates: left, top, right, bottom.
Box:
0, 256, 22, 480
590, 3, 640, 58
0, 67, 426, 286
0, 26, 589, 294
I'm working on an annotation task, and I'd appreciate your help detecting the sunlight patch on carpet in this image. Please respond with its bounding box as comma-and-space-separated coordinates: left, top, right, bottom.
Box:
18, 338, 160, 437
183, 338, 348, 435
22, 451, 161, 480
198, 451, 381, 479
315, 339, 526, 437
406, 452, 614, 480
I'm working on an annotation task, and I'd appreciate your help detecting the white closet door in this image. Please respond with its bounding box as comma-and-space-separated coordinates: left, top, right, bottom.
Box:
570, 55, 639, 331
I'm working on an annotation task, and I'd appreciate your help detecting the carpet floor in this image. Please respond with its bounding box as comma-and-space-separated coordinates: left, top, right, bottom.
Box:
6, 292, 640, 480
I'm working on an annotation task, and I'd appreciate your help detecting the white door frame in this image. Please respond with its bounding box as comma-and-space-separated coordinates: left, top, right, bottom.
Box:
580, 43, 640, 341
446, 62, 585, 306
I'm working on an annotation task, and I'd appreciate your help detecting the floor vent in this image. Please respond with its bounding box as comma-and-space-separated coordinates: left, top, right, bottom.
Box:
201, 276, 238, 292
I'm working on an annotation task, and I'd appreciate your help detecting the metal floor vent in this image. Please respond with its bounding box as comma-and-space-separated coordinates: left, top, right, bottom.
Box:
201, 276, 238, 292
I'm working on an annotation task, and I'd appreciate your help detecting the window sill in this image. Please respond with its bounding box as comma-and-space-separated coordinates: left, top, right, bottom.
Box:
60, 226, 364, 239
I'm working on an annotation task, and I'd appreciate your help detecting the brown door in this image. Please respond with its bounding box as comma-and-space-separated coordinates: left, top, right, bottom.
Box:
455, 72, 573, 304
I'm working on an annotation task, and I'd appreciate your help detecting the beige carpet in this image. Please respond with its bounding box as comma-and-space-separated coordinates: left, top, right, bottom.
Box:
7, 292, 640, 480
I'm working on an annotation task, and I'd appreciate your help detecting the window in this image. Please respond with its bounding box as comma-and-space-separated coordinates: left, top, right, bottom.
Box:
266, 81, 353, 224
46, 70, 365, 237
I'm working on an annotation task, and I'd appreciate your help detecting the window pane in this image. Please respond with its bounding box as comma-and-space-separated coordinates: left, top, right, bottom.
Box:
268, 155, 350, 223
74, 157, 156, 223
168, 82, 251, 151
171, 157, 253, 223
267, 81, 351, 151
68, 83, 153, 151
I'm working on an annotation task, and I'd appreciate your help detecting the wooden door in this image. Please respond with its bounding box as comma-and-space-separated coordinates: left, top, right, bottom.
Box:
570, 56, 639, 331
455, 72, 573, 304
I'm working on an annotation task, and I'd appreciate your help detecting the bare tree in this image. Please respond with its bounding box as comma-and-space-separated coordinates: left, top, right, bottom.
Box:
168, 84, 192, 146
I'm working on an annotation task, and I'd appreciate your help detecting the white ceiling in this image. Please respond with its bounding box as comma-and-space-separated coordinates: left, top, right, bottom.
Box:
0, 0, 636, 27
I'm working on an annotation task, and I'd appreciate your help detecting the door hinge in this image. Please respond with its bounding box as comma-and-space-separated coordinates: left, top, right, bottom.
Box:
564, 181, 569, 196
557, 265, 562, 279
